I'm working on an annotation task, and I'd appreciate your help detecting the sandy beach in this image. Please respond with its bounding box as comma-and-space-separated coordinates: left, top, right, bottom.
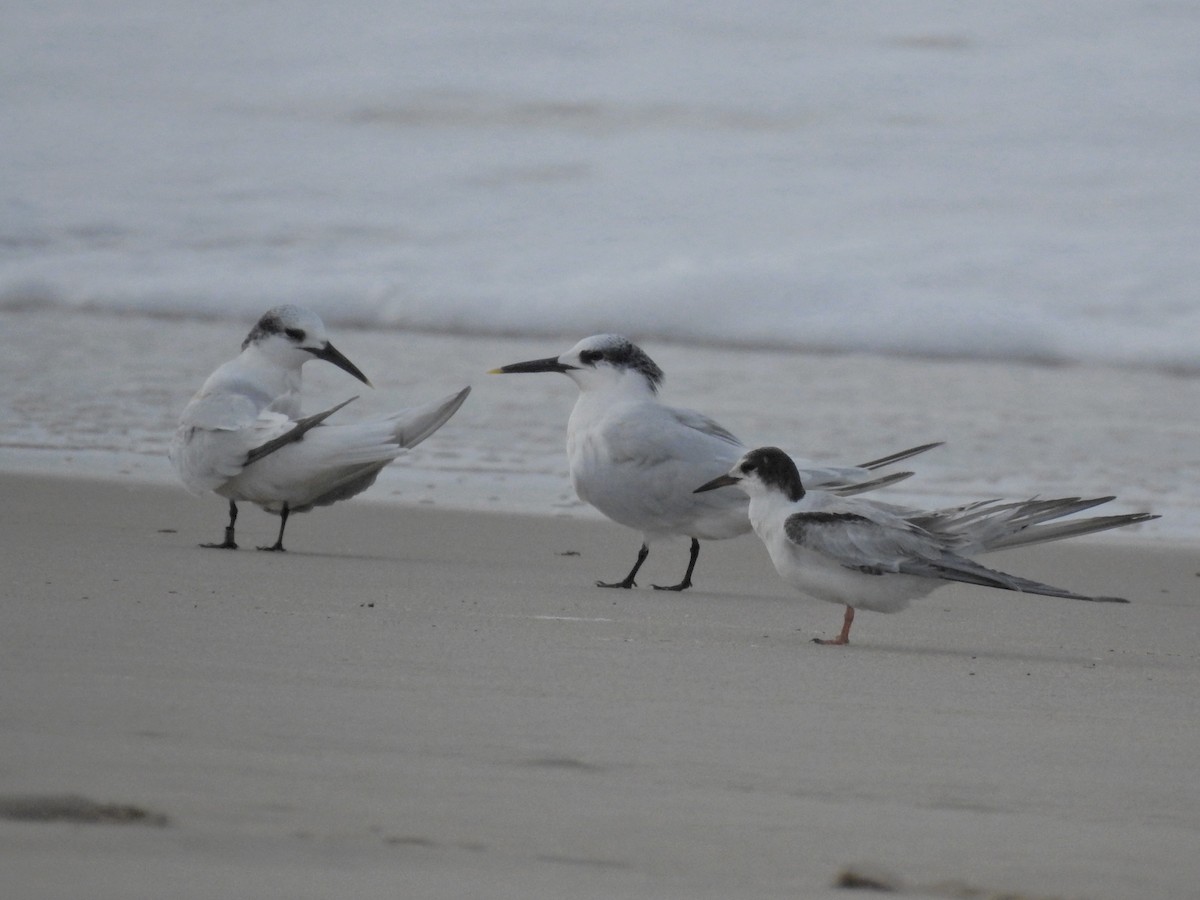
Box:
6, 2, 1200, 895
3, 472, 1197, 899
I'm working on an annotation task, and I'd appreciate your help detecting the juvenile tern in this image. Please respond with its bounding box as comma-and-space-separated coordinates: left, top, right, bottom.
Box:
170, 305, 470, 551
490, 334, 938, 590
696, 446, 1158, 645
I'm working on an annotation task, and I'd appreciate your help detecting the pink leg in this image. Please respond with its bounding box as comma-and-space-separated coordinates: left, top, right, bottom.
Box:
813, 606, 854, 646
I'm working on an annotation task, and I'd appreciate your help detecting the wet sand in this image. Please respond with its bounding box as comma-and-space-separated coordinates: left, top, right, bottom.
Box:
2, 473, 1197, 899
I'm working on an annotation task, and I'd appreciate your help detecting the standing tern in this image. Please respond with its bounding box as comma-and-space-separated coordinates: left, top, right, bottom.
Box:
490, 334, 939, 590
170, 305, 470, 551
696, 446, 1158, 645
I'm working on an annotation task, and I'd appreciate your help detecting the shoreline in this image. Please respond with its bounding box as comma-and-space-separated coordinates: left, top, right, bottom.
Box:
0, 306, 1188, 541
3, 472, 1198, 899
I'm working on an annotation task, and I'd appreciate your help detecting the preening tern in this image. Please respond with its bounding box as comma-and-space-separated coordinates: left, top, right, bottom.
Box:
170, 305, 470, 551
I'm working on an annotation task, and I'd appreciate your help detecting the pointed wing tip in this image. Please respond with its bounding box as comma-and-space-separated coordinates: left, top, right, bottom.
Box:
833, 470, 913, 496
856, 440, 944, 470
326, 395, 359, 415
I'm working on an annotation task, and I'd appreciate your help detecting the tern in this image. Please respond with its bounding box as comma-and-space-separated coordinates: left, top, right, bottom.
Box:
491, 334, 939, 590
170, 305, 470, 551
696, 446, 1157, 645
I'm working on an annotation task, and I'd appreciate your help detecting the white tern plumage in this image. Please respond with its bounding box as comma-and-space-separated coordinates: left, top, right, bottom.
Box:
170, 305, 470, 551
491, 334, 938, 590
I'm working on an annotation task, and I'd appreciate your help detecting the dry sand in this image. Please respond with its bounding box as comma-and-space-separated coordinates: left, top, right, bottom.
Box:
2, 473, 1198, 899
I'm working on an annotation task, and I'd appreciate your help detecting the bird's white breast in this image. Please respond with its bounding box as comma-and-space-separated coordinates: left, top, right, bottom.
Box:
566, 393, 748, 541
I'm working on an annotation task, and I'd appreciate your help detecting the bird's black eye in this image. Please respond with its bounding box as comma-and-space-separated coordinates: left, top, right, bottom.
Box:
579, 349, 603, 365
740, 462, 757, 474
285, 328, 306, 342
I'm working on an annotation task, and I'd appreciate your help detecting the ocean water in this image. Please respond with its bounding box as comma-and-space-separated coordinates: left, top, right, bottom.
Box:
2, 3, 1196, 540
5, 1, 1200, 368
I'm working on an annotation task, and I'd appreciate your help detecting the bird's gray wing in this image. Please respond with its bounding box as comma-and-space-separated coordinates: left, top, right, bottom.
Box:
784, 510, 1126, 602
785, 501, 1129, 603
666, 407, 742, 448
171, 390, 286, 492
603, 406, 742, 470
590, 406, 744, 524
783, 510, 942, 573
244, 396, 358, 465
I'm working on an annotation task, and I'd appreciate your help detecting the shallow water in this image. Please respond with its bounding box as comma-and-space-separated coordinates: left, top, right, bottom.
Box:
0, 309, 1188, 542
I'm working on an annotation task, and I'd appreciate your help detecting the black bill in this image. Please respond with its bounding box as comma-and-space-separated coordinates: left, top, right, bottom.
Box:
310, 341, 372, 386
694, 473, 741, 494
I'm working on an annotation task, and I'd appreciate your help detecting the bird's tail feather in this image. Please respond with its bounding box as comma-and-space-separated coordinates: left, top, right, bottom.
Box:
307, 386, 472, 468
239, 387, 472, 511
384, 386, 472, 449
910, 495, 1154, 554
953, 496, 1112, 531
983, 511, 1160, 552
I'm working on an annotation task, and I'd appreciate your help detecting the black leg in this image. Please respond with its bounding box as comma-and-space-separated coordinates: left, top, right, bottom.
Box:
258, 503, 289, 552
653, 538, 700, 591
201, 500, 239, 549
596, 543, 649, 589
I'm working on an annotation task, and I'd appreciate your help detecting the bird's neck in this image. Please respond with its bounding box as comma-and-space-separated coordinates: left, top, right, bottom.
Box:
570, 378, 656, 430
747, 489, 801, 537
577, 371, 658, 405
230, 347, 304, 410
